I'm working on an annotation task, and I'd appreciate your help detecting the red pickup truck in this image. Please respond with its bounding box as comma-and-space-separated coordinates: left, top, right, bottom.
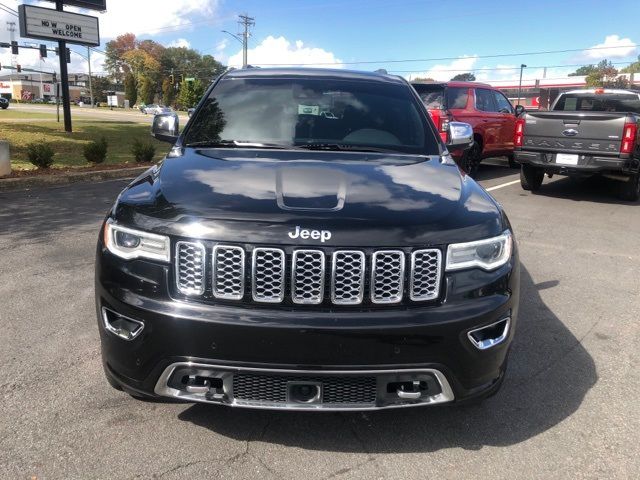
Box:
412, 81, 519, 177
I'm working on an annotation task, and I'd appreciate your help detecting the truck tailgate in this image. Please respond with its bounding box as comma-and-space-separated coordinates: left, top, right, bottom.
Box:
522, 111, 627, 156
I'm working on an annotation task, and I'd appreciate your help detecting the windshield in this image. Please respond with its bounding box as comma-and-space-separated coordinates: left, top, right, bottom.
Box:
183, 76, 439, 155
554, 92, 640, 113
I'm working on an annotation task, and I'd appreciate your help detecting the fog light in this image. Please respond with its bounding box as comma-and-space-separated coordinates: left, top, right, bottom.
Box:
467, 317, 510, 350
102, 307, 144, 341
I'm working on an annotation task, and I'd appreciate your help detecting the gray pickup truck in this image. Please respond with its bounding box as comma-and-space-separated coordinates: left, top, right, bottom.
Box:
514, 88, 640, 200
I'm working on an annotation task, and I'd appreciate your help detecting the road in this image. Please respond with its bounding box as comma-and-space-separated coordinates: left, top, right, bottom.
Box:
0, 163, 638, 479
5, 103, 190, 124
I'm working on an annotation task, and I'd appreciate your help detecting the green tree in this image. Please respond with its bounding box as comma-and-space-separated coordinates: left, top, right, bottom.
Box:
584, 60, 628, 88
451, 72, 476, 81
124, 72, 137, 106
138, 76, 156, 104
620, 55, 640, 73
90, 75, 112, 103
177, 79, 205, 109
162, 78, 176, 106
569, 65, 598, 77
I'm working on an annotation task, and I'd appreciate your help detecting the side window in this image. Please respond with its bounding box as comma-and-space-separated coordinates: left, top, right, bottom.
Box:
494, 91, 514, 113
445, 87, 469, 109
475, 88, 498, 112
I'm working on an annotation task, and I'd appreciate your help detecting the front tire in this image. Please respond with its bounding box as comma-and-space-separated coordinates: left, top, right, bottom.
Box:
460, 142, 482, 178
520, 164, 544, 191
618, 174, 640, 201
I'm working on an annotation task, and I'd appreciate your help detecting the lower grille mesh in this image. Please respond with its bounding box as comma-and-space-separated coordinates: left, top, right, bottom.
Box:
232, 373, 377, 405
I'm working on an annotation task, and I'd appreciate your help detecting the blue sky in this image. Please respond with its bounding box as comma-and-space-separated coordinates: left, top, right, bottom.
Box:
1, 0, 639, 83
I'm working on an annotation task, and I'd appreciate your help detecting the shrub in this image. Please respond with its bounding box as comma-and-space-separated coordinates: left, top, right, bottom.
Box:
26, 141, 55, 169
131, 139, 156, 163
83, 137, 108, 164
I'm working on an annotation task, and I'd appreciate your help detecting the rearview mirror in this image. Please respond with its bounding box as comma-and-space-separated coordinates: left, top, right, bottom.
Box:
514, 105, 526, 117
151, 113, 179, 143
446, 122, 473, 150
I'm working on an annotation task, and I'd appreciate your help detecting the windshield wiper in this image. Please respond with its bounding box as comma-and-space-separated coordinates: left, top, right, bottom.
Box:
185, 140, 299, 149
296, 143, 401, 154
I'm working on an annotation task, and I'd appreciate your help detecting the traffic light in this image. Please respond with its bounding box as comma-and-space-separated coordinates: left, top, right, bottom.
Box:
53, 72, 57, 83
169, 74, 174, 84
16, 64, 21, 73
11, 41, 18, 55
66, 48, 71, 64
40, 44, 47, 58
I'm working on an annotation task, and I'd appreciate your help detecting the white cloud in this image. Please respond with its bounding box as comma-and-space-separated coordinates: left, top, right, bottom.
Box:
215, 38, 228, 53
167, 38, 191, 49
227, 36, 342, 69
90, 0, 220, 39
582, 35, 637, 60
406, 56, 478, 81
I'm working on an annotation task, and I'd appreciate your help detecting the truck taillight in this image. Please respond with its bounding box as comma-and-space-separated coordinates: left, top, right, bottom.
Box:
621, 121, 637, 154
514, 118, 525, 147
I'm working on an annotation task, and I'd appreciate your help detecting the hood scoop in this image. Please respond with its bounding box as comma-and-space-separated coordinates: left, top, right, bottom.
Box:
276, 167, 346, 212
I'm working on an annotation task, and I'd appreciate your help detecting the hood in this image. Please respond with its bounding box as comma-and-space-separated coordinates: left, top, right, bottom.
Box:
114, 149, 502, 246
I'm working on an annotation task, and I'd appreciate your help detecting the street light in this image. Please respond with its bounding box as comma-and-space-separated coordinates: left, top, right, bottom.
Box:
222, 30, 247, 68
517, 64, 527, 107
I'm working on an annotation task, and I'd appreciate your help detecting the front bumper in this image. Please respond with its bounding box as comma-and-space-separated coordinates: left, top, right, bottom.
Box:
515, 150, 639, 176
96, 242, 520, 410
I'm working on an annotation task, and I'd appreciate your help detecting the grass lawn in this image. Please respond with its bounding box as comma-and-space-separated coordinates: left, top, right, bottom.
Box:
0, 112, 170, 171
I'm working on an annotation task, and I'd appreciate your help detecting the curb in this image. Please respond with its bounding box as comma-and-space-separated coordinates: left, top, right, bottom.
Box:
0, 166, 150, 192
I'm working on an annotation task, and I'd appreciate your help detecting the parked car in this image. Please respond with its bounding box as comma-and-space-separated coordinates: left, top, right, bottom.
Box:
0, 98, 8, 110
514, 88, 640, 200
141, 104, 171, 115
96, 68, 519, 410
412, 81, 519, 177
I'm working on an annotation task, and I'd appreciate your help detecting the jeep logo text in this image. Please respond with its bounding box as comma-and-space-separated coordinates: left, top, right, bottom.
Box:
288, 226, 332, 242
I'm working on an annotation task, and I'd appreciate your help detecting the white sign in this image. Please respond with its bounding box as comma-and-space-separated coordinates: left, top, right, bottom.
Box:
107, 95, 118, 107
19, 4, 100, 47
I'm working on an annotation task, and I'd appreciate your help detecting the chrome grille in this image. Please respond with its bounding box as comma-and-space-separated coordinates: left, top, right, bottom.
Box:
175, 243, 443, 305
252, 248, 285, 303
175, 242, 205, 295
331, 251, 366, 305
291, 250, 325, 304
410, 249, 442, 301
371, 250, 405, 304
212, 245, 245, 300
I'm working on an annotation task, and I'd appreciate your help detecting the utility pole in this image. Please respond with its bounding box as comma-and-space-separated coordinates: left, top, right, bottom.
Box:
87, 46, 94, 107
238, 14, 254, 68
6, 22, 16, 96
517, 64, 527, 107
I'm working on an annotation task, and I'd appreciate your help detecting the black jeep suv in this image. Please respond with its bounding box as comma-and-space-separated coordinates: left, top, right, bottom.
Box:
95, 68, 520, 410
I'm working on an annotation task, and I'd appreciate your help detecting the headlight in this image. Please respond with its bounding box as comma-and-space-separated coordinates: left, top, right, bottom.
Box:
104, 219, 170, 262
446, 231, 513, 271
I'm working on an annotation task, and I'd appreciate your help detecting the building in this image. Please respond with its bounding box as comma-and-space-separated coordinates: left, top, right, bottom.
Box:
0, 72, 124, 105
488, 73, 639, 110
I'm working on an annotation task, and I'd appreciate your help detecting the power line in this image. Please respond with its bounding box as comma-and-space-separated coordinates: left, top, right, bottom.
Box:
252, 44, 640, 67
389, 61, 636, 74
0, 1, 17, 15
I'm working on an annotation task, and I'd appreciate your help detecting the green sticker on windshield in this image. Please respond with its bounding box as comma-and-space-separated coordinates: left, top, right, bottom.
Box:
298, 104, 320, 116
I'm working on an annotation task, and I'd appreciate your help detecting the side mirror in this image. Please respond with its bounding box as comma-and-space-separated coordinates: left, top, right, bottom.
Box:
446, 122, 474, 150
514, 105, 526, 117
151, 112, 179, 143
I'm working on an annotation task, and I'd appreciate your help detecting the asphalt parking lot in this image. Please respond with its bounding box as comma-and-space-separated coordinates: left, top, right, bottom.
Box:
0, 161, 638, 479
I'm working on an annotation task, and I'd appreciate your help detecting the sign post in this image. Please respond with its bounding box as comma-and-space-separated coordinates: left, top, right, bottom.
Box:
18, 2, 102, 133
55, 1, 72, 132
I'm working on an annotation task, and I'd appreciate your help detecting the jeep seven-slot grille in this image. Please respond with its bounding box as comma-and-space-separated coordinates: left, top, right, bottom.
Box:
175, 243, 442, 306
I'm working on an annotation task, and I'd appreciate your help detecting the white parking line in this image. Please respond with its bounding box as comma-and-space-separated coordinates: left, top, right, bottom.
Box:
485, 179, 521, 192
